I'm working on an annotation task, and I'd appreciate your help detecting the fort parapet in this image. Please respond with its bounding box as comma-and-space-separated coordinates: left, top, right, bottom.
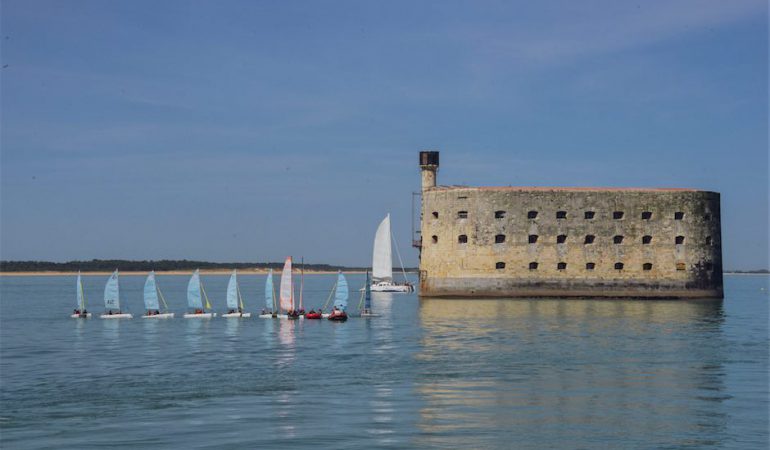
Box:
416, 151, 723, 298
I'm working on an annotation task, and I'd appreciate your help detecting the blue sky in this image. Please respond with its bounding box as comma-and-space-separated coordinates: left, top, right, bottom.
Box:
1, 0, 767, 269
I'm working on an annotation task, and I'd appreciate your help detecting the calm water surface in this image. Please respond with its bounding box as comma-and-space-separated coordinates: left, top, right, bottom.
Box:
1, 274, 767, 449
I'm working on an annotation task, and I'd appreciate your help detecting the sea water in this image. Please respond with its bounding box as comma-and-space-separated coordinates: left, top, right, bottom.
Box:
1, 274, 767, 449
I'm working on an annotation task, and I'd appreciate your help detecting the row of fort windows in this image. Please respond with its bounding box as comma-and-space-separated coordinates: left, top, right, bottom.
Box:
438, 210, 713, 221
434, 234, 711, 245
493, 261, 713, 271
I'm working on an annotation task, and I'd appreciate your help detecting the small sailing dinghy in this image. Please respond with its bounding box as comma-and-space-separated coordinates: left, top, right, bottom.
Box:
358, 270, 378, 317
100, 270, 133, 319
70, 271, 91, 318
279, 257, 299, 319
142, 271, 174, 319
222, 270, 251, 318
184, 269, 216, 318
328, 271, 349, 322
259, 269, 277, 318
371, 214, 414, 293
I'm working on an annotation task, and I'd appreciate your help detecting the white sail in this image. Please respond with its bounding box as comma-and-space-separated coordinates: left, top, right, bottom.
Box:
372, 214, 393, 282
76, 272, 85, 310
279, 257, 293, 312
104, 270, 120, 311
226, 270, 239, 310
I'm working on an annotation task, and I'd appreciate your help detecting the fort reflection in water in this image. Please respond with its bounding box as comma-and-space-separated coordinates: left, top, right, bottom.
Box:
415, 298, 727, 448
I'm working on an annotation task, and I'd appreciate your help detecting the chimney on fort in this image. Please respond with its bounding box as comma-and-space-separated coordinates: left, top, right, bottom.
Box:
419, 151, 439, 191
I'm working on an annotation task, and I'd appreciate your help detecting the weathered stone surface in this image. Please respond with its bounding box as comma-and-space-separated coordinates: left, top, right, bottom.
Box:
418, 162, 723, 299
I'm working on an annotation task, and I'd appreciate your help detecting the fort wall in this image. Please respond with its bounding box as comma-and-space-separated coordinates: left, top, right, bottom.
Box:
417, 154, 723, 299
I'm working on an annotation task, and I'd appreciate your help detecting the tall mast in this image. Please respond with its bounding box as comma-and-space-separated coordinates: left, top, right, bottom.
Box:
300, 257, 304, 311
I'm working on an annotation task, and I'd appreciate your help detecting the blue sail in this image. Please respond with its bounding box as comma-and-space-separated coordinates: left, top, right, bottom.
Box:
187, 269, 203, 309
76, 272, 85, 310
265, 269, 274, 310
144, 271, 160, 310
104, 270, 120, 310
333, 272, 348, 311
226, 270, 239, 310
364, 271, 372, 311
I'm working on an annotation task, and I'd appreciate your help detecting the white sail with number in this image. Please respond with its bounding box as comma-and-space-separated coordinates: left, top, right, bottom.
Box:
279, 257, 294, 313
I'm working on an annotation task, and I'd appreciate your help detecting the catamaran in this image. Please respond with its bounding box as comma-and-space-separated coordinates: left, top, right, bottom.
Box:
279, 257, 298, 319
142, 271, 174, 318
259, 269, 277, 318
222, 270, 251, 318
358, 270, 378, 317
184, 269, 216, 318
371, 213, 414, 292
100, 269, 133, 319
70, 271, 91, 318
328, 271, 349, 321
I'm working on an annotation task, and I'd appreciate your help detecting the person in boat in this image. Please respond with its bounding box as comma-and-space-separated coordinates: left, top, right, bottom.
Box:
108, 310, 113, 315
74, 309, 79, 315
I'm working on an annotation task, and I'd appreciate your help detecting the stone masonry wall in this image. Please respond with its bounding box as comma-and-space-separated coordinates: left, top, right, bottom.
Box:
418, 186, 723, 298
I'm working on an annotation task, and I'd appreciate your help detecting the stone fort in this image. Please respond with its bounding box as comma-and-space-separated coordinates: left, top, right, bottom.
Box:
416, 151, 723, 298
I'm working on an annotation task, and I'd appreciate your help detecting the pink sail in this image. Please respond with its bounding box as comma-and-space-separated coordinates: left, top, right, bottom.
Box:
279, 257, 294, 312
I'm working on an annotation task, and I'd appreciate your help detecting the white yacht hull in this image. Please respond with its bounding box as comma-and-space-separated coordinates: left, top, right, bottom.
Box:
142, 313, 175, 319
70, 313, 92, 318
370, 283, 414, 293
100, 313, 133, 319
183, 313, 216, 318
258, 314, 276, 319
222, 312, 251, 318
360, 312, 380, 317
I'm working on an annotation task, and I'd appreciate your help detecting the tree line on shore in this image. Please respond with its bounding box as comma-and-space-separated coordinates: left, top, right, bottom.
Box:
0, 259, 419, 272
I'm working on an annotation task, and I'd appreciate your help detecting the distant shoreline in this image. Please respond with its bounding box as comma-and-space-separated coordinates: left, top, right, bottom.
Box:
0, 269, 386, 276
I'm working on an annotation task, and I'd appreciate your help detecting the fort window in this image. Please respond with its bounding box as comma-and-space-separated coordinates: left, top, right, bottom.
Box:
642, 235, 652, 244
495, 262, 506, 270
584, 235, 595, 244
643, 263, 653, 271
457, 196, 468, 200
641, 211, 652, 220
557, 262, 567, 270
584, 211, 595, 219
432, 211, 438, 219
614, 262, 624, 270
458, 235, 468, 244
527, 210, 538, 219
431, 235, 438, 244
613, 211, 624, 220
676, 262, 686, 271
494, 234, 506, 244
457, 211, 468, 219
557, 234, 567, 244
586, 262, 596, 270
704, 213, 712, 221
495, 210, 506, 219
675, 235, 685, 245
528, 234, 539, 244
706, 236, 712, 245
556, 211, 567, 219
675, 212, 685, 220
613, 235, 624, 244
529, 262, 538, 270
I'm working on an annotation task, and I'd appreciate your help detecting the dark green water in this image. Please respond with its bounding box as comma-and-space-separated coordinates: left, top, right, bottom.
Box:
1, 274, 767, 449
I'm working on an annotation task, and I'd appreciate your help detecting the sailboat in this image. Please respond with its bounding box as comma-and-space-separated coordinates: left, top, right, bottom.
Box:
358, 270, 378, 317
70, 271, 91, 318
328, 271, 348, 321
142, 271, 174, 319
222, 270, 251, 318
184, 269, 216, 318
259, 269, 277, 318
100, 269, 133, 319
371, 213, 414, 292
279, 257, 298, 319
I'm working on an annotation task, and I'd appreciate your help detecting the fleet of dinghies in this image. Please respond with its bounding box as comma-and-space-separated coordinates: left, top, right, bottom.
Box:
70, 264, 385, 320
70, 213, 411, 319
